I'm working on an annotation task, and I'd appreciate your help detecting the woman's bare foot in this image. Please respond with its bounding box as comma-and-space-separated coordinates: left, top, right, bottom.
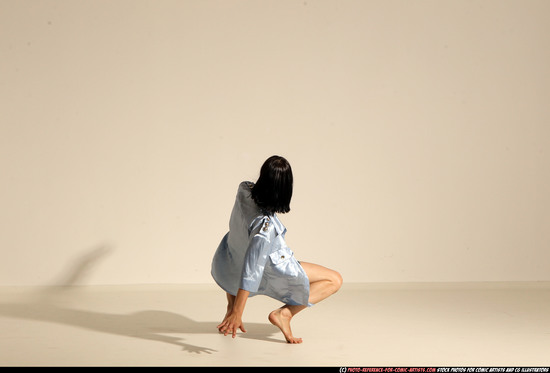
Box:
268, 308, 303, 344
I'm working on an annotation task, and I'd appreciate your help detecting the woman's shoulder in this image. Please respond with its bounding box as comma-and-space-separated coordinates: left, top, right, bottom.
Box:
238, 180, 254, 190
236, 181, 263, 216
237, 181, 254, 198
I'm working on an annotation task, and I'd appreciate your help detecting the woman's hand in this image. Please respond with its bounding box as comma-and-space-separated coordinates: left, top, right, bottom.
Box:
217, 311, 247, 338
217, 288, 249, 338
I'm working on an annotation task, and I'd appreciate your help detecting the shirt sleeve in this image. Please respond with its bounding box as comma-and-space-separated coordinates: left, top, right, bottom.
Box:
239, 216, 274, 293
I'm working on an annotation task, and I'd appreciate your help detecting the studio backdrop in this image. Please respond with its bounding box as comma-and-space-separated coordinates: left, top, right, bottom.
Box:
1, 0, 549, 286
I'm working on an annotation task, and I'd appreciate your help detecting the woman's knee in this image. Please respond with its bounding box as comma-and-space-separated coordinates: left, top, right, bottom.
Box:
301, 262, 343, 291
330, 270, 343, 292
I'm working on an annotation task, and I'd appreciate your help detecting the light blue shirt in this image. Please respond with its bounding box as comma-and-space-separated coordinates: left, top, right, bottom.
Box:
211, 181, 310, 306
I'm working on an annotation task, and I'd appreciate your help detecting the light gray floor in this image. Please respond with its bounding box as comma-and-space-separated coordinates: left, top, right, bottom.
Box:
0, 282, 549, 366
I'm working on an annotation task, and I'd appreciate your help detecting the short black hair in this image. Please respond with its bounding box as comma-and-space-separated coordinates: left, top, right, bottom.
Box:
251, 155, 293, 214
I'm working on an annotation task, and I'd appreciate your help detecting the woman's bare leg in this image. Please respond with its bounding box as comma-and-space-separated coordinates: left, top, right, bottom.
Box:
226, 292, 235, 309
301, 262, 344, 304
269, 262, 343, 343
220, 292, 236, 330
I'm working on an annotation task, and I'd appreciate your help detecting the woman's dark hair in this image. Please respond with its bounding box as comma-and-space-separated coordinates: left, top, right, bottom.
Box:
251, 155, 293, 214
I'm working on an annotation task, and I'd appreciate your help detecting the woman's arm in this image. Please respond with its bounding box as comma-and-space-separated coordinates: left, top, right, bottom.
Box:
217, 288, 250, 338
218, 216, 273, 338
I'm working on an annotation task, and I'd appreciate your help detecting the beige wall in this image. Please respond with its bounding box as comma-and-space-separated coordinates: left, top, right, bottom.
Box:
1, 0, 549, 286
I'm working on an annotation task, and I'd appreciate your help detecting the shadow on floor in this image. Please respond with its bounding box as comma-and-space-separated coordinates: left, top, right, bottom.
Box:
0, 299, 283, 354
0, 244, 283, 354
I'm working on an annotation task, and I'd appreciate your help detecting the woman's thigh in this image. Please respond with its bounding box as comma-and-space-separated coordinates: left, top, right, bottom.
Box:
300, 261, 341, 284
